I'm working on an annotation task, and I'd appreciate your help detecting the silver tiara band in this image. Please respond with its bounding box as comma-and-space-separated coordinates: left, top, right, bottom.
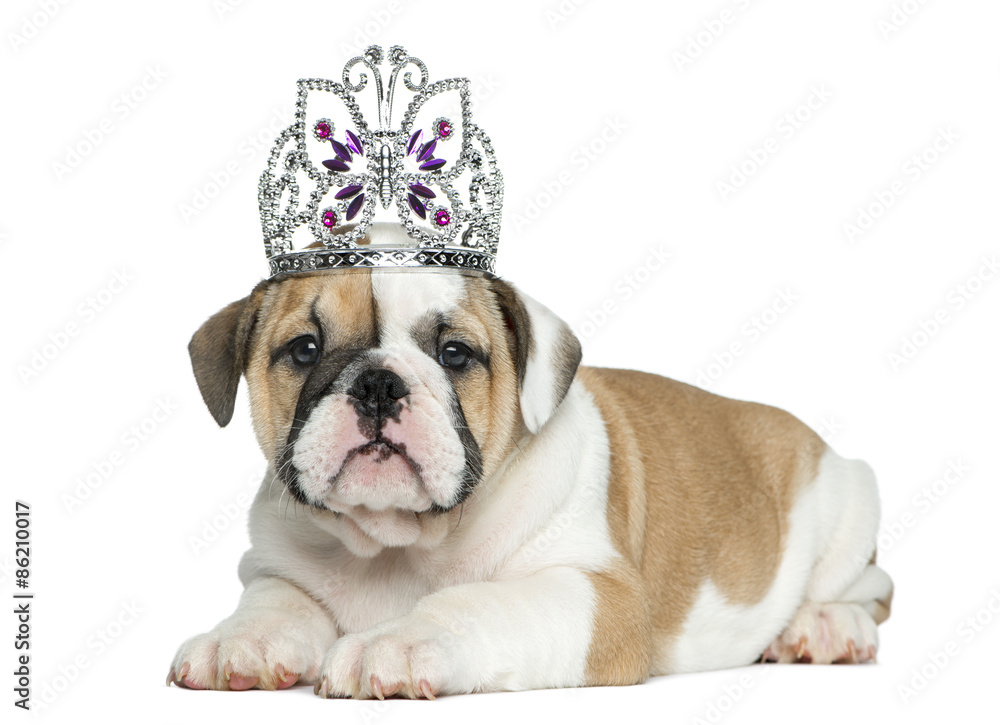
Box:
268, 246, 496, 276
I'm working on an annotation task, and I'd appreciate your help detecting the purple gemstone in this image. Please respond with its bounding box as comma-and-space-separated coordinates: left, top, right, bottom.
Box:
406, 129, 423, 156
417, 139, 437, 162
408, 183, 436, 199
407, 193, 427, 219
335, 184, 363, 200
322, 158, 350, 172
346, 129, 364, 155
330, 139, 352, 162
346, 193, 365, 221
420, 158, 446, 171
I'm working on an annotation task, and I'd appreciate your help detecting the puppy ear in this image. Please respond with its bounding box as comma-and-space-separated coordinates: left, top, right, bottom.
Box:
188, 284, 266, 427
491, 279, 582, 434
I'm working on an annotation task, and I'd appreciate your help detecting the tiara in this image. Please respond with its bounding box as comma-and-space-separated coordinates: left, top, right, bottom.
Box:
258, 45, 503, 278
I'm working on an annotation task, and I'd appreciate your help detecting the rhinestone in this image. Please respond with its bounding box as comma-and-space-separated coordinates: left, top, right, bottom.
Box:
346, 130, 364, 155
407, 193, 427, 219
314, 120, 332, 140
335, 184, 364, 200
409, 183, 436, 199
322, 158, 350, 172
346, 194, 365, 221
417, 139, 437, 162
330, 139, 353, 161
406, 129, 423, 155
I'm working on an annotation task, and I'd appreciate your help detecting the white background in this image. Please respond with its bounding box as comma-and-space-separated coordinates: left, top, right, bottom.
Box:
3, 0, 998, 723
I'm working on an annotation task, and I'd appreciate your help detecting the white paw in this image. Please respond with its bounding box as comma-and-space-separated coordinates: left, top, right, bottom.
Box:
316, 616, 464, 699
764, 602, 879, 665
168, 605, 336, 691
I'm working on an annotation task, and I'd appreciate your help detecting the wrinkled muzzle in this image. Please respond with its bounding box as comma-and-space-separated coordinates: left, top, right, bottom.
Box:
278, 350, 481, 514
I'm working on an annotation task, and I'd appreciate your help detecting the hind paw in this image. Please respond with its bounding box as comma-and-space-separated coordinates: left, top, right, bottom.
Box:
762, 602, 878, 665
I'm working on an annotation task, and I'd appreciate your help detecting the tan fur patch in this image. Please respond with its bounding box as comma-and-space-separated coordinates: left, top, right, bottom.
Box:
873, 582, 893, 625
244, 272, 374, 460
584, 564, 652, 686
873, 595, 892, 625
578, 367, 827, 675
449, 276, 522, 480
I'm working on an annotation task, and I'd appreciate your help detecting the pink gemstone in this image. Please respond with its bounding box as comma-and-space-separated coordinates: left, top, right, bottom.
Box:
315, 122, 331, 139
438, 120, 452, 137
322, 210, 336, 228
434, 209, 451, 226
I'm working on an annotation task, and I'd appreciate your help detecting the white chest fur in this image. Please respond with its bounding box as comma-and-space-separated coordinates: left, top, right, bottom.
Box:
237, 381, 618, 635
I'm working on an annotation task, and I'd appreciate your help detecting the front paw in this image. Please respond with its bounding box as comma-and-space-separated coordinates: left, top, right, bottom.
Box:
316, 616, 465, 699
168, 606, 334, 691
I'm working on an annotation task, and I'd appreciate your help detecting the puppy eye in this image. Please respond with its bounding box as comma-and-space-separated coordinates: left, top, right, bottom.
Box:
439, 341, 472, 370
289, 335, 320, 366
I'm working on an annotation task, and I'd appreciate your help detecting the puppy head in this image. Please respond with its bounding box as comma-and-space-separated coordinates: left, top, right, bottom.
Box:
189, 235, 580, 551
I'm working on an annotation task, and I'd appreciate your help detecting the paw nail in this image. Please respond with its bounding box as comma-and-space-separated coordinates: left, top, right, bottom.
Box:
796, 636, 808, 659
847, 639, 858, 663
223, 662, 233, 682
419, 679, 437, 701
371, 675, 385, 700
315, 676, 328, 698
166, 668, 176, 686
276, 665, 288, 683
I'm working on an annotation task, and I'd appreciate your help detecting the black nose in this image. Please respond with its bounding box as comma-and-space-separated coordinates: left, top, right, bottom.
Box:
348, 368, 409, 420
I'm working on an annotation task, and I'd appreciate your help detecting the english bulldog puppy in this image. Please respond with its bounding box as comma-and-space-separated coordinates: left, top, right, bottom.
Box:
168, 225, 893, 698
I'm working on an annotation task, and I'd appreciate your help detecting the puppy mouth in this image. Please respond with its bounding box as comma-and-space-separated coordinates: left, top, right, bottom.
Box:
323, 434, 432, 509
341, 437, 422, 472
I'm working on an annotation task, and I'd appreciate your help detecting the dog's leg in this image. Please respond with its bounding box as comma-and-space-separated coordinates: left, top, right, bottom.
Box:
315, 564, 648, 699
763, 451, 894, 664
168, 576, 339, 690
